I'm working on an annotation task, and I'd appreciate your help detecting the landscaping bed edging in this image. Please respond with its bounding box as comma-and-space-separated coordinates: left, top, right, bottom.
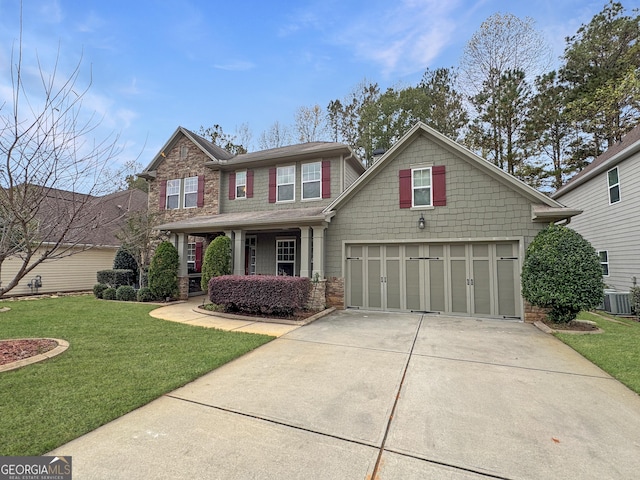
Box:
194, 306, 336, 326
0, 338, 69, 373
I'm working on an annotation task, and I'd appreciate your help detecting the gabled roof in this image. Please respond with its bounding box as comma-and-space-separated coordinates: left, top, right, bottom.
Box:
324, 122, 580, 223
552, 125, 640, 199
139, 126, 235, 178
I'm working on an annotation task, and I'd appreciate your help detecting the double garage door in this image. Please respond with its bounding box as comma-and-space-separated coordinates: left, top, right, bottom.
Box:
346, 242, 521, 319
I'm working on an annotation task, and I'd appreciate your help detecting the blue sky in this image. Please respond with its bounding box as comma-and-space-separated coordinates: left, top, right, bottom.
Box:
0, 0, 631, 172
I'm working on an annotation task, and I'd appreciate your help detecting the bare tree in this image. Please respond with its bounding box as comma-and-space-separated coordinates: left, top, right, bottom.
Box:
0, 15, 122, 296
294, 105, 328, 142
258, 121, 292, 149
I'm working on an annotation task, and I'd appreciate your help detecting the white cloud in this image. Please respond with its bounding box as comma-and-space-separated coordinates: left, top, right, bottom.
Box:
213, 61, 256, 72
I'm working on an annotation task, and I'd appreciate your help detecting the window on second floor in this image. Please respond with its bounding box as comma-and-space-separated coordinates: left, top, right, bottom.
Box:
598, 251, 609, 276
302, 162, 321, 200
277, 166, 295, 202
183, 176, 198, 208
236, 171, 246, 199
608, 167, 620, 204
166, 179, 180, 209
412, 167, 432, 207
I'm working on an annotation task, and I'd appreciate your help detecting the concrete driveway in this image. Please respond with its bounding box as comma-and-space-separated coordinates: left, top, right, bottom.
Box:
51, 310, 640, 479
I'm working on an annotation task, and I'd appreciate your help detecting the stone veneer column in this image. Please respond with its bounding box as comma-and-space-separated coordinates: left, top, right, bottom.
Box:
311, 226, 325, 279
233, 230, 246, 276
299, 226, 311, 278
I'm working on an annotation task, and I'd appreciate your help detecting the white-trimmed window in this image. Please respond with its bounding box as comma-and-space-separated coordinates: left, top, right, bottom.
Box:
236, 171, 247, 199
277, 166, 295, 202
598, 251, 609, 276
276, 238, 295, 276
184, 176, 198, 208
166, 179, 180, 209
302, 162, 321, 200
412, 167, 432, 207
187, 242, 196, 271
608, 167, 620, 204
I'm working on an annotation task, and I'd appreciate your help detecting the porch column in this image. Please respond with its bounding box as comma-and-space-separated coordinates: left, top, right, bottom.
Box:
176, 232, 189, 299
311, 225, 325, 279
233, 230, 246, 276
299, 226, 311, 278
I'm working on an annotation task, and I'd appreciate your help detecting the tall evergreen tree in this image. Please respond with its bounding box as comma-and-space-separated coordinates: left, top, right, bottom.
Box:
560, 1, 640, 157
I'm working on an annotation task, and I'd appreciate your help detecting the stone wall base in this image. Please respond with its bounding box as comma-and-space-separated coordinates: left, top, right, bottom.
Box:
523, 300, 550, 323
306, 279, 326, 311
178, 276, 189, 300
326, 276, 345, 309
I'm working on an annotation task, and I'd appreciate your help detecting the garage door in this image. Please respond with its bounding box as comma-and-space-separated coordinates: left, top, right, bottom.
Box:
346, 242, 520, 319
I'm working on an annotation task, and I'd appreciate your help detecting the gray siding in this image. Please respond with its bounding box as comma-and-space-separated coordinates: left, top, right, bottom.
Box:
325, 134, 546, 277
220, 156, 343, 213
344, 158, 362, 189
253, 232, 301, 276
556, 152, 640, 291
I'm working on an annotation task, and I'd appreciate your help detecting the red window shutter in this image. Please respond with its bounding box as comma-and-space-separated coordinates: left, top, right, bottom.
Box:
195, 242, 203, 273
197, 175, 205, 207
432, 165, 446, 206
322, 160, 331, 198
399, 169, 412, 209
247, 170, 254, 198
159, 180, 167, 210
268, 168, 276, 203
228, 172, 236, 200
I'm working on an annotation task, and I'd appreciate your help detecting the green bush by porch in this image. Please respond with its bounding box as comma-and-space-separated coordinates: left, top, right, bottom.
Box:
148, 241, 180, 300
201, 235, 232, 291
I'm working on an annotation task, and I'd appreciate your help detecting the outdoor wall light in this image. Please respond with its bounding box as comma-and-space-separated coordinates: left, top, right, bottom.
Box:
418, 213, 425, 230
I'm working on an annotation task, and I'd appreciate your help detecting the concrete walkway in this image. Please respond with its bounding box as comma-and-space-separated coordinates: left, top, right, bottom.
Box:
149, 295, 302, 337
51, 310, 640, 479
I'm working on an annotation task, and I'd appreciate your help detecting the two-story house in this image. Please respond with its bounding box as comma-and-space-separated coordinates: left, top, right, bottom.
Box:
141, 123, 579, 321
553, 125, 640, 293
138, 126, 365, 297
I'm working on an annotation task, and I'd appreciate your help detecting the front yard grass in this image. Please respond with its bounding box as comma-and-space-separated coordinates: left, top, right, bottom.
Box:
0, 296, 273, 456
555, 311, 640, 395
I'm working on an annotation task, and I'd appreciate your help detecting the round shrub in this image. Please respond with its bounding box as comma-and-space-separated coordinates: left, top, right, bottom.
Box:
148, 241, 180, 300
521, 224, 604, 323
137, 287, 155, 302
93, 283, 108, 299
116, 285, 137, 302
102, 287, 117, 300
201, 235, 232, 291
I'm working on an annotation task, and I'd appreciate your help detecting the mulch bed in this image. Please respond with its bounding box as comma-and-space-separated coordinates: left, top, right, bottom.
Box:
0, 339, 58, 366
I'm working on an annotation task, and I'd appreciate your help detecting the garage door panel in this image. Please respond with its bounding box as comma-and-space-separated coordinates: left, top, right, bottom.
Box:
428, 259, 445, 312
450, 259, 468, 314
367, 256, 381, 309
405, 245, 421, 311
472, 259, 491, 315
386, 259, 401, 310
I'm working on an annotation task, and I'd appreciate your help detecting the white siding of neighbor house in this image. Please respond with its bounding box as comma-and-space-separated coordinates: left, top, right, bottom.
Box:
1, 247, 117, 296
557, 152, 640, 292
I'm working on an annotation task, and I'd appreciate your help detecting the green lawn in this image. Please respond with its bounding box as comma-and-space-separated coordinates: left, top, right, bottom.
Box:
555, 311, 640, 394
0, 296, 273, 456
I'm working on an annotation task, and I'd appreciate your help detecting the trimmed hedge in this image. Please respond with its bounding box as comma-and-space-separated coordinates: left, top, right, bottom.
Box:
209, 275, 310, 316
102, 287, 117, 300
137, 287, 155, 302
201, 236, 232, 291
116, 285, 137, 302
93, 283, 108, 299
97, 269, 134, 289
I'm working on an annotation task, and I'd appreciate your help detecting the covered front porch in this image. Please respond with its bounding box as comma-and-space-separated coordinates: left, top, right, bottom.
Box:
155, 206, 334, 299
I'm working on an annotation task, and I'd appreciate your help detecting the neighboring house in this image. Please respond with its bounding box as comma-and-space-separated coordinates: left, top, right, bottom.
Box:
141, 123, 579, 321
553, 125, 640, 292
1, 188, 148, 296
